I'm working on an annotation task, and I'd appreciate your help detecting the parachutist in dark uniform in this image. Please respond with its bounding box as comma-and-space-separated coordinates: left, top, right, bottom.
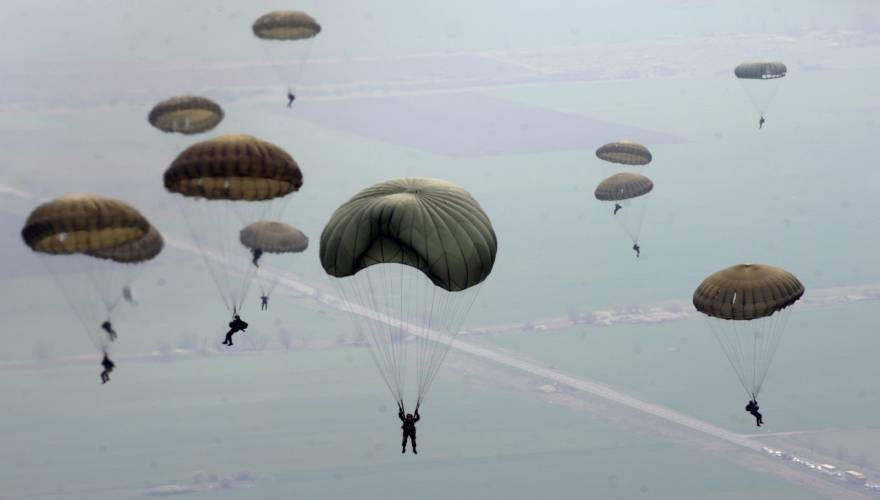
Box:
759, 116, 765, 129
287, 90, 296, 108
745, 399, 763, 427
100, 352, 115, 384
399, 404, 420, 454
261, 295, 269, 311
251, 248, 263, 267
632, 243, 640, 258
101, 320, 117, 341
223, 314, 248, 346
613, 203, 622, 215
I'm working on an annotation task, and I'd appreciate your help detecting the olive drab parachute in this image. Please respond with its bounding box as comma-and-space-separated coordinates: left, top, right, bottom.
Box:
22, 194, 157, 353
252, 11, 322, 40
87, 225, 164, 263
693, 264, 804, 398
321, 178, 497, 408
595, 172, 653, 248
22, 194, 149, 254
239, 220, 308, 298
165, 134, 302, 315
595, 141, 652, 166
734, 60, 787, 121
148, 96, 224, 136
252, 11, 321, 98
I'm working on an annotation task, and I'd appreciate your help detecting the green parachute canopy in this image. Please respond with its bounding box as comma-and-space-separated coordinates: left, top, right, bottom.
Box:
594, 173, 653, 202
320, 177, 497, 292
148, 95, 224, 135
734, 61, 787, 80
252, 11, 321, 41
596, 141, 652, 166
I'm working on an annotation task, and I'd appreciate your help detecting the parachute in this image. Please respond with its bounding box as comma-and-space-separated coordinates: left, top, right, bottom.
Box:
252, 10, 321, 97
239, 220, 308, 299
693, 264, 804, 399
734, 61, 787, 120
595, 141, 652, 166
321, 178, 497, 409
21, 194, 160, 352
148, 96, 224, 136
595, 172, 653, 248
164, 134, 303, 315
252, 11, 322, 40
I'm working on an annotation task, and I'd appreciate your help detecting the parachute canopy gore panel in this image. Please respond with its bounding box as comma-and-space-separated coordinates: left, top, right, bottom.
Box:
320, 177, 497, 292
22, 194, 150, 254
596, 140, 652, 166
594, 173, 654, 201
252, 11, 322, 40
164, 134, 303, 201
693, 264, 804, 320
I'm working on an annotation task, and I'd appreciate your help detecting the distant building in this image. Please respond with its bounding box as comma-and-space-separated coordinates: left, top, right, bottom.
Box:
845, 470, 866, 484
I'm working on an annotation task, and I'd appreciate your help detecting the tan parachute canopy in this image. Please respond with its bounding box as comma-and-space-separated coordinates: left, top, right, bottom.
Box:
240, 220, 308, 253
252, 11, 321, 40
596, 141, 652, 166
164, 134, 303, 200
148, 96, 224, 135
693, 264, 804, 320
594, 173, 654, 201
22, 194, 149, 255
320, 178, 497, 292
87, 225, 164, 263
734, 61, 787, 80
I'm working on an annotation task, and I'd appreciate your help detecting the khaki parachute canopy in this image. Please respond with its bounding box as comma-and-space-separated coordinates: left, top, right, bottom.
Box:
87, 224, 164, 263
320, 178, 497, 292
22, 194, 149, 255
148, 96, 224, 135
594, 173, 653, 201
240, 220, 308, 254
253, 11, 321, 40
693, 264, 804, 320
164, 134, 303, 201
596, 141, 652, 166
734, 61, 787, 80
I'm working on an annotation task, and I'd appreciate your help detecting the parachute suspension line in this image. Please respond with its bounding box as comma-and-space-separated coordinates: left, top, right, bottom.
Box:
260, 40, 316, 97
705, 308, 794, 399
416, 282, 484, 408
41, 255, 111, 353
705, 317, 754, 399
333, 277, 402, 405
173, 196, 234, 314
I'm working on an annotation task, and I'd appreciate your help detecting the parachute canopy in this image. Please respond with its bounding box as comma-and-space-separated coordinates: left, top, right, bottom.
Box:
321, 178, 496, 409
693, 264, 804, 320
596, 141, 652, 166
164, 134, 303, 201
240, 220, 308, 254
252, 11, 321, 40
735, 61, 787, 80
594, 173, 654, 202
693, 264, 804, 398
148, 96, 224, 135
320, 177, 497, 292
21, 194, 149, 255
87, 225, 164, 264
